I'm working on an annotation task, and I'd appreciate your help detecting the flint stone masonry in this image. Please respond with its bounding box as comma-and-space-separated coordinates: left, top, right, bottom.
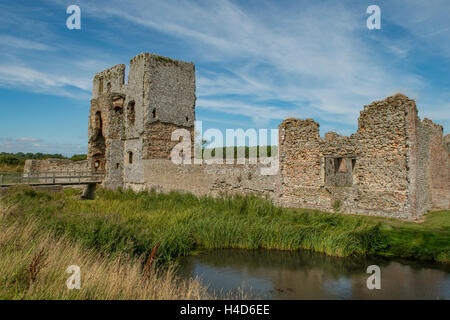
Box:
24, 159, 88, 175
278, 94, 449, 219
141, 158, 279, 198
22, 159, 89, 187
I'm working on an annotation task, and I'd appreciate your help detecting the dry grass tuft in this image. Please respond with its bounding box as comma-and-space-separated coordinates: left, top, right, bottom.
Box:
0, 207, 210, 300
143, 242, 159, 279
27, 247, 49, 288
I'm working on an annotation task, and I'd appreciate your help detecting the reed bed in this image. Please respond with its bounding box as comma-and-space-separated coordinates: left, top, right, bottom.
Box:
1, 186, 448, 268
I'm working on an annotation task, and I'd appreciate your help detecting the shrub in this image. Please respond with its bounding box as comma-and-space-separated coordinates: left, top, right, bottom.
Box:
332, 200, 341, 213
0, 155, 20, 165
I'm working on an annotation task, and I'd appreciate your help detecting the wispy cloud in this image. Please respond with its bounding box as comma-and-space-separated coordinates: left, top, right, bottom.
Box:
0, 35, 53, 51
17, 137, 40, 142
197, 98, 297, 127
0, 64, 91, 99
0, 136, 86, 156
77, 0, 432, 131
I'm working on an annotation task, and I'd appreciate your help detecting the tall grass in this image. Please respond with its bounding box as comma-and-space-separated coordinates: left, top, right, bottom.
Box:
0, 186, 390, 264
0, 201, 209, 300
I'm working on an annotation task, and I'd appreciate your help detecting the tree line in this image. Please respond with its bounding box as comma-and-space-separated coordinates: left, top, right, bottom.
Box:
0, 152, 87, 165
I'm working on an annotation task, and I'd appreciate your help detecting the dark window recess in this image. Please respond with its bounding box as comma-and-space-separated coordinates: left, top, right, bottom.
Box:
128, 152, 133, 164
127, 101, 135, 125
94, 111, 102, 131
98, 77, 103, 94
334, 157, 342, 172
186, 116, 189, 122
325, 157, 355, 187
116, 163, 120, 169
152, 108, 157, 118
112, 96, 124, 114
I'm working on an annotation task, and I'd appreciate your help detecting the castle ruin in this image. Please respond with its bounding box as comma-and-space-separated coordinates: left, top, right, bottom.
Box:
278, 95, 449, 219
88, 53, 196, 190
25, 53, 450, 220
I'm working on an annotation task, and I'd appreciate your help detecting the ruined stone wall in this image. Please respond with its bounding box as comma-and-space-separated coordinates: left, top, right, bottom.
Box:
88, 86, 125, 189
425, 122, 450, 210
145, 55, 196, 128
357, 95, 415, 218
141, 159, 279, 198
278, 119, 327, 209
142, 122, 194, 160
415, 119, 431, 216
23, 159, 88, 175
278, 94, 426, 219
405, 116, 449, 214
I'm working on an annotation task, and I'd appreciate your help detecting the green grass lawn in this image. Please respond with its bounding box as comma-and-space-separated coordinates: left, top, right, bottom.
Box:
1, 186, 448, 264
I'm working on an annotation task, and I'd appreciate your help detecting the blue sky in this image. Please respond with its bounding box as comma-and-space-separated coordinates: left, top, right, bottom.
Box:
0, 0, 449, 156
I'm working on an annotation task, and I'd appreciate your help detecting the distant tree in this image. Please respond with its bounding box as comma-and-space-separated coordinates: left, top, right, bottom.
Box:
0, 155, 20, 165
15, 152, 25, 159
70, 154, 87, 161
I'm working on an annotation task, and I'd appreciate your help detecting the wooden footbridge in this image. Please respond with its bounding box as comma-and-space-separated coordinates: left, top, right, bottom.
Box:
0, 171, 104, 199
0, 171, 104, 187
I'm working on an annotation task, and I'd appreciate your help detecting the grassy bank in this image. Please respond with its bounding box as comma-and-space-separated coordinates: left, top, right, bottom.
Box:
0, 200, 209, 299
0, 187, 448, 266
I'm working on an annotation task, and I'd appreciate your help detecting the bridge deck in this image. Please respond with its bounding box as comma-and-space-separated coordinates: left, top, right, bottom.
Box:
0, 172, 104, 187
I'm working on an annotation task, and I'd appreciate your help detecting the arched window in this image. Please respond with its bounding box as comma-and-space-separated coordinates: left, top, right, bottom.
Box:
94, 160, 101, 171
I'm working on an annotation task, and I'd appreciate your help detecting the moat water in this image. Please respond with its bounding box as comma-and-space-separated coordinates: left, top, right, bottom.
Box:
177, 249, 450, 299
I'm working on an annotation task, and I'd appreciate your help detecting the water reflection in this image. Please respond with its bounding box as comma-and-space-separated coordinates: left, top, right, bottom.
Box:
177, 249, 450, 299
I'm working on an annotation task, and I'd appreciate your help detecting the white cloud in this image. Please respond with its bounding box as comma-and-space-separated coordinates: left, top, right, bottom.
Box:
17, 137, 40, 142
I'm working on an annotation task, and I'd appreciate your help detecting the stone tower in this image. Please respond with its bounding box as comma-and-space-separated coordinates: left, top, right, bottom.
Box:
88, 53, 196, 190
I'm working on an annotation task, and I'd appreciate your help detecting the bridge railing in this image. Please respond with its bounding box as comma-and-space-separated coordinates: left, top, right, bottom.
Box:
0, 171, 105, 186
